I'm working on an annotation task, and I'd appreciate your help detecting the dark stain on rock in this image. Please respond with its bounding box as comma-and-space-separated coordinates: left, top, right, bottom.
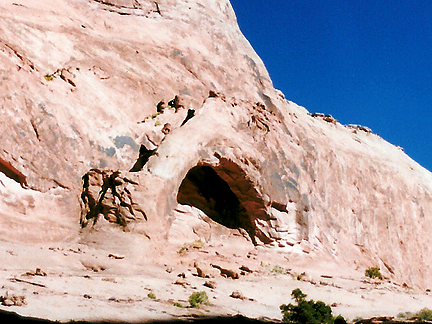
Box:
113, 136, 139, 151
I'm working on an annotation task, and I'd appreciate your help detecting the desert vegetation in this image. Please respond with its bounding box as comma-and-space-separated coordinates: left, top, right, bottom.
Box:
189, 291, 210, 308
365, 266, 383, 280
412, 308, 432, 321
280, 288, 346, 324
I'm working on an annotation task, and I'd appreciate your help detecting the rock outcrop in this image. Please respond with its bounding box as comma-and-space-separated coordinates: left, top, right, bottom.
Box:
80, 169, 147, 227
1, 0, 432, 321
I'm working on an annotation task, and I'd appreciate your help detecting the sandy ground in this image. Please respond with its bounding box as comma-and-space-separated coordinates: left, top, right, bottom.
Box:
1, 223, 431, 323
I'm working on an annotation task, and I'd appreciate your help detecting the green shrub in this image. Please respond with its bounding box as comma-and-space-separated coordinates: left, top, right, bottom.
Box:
147, 292, 156, 300
44, 74, 54, 81
365, 266, 382, 280
397, 311, 412, 319
272, 265, 285, 274
173, 302, 183, 308
192, 240, 204, 248
177, 246, 188, 254
280, 288, 339, 324
334, 315, 347, 324
189, 291, 210, 308
412, 308, 432, 321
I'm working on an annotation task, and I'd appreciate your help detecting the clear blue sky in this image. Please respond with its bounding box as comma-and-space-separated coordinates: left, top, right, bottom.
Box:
230, 0, 432, 172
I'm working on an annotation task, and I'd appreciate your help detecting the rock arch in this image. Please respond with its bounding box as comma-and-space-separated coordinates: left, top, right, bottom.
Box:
176, 157, 272, 245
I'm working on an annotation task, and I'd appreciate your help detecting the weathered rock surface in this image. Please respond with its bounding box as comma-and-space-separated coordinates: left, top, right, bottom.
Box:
1, 0, 432, 322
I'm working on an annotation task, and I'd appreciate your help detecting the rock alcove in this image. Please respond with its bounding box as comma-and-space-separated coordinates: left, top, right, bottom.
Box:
176, 158, 272, 245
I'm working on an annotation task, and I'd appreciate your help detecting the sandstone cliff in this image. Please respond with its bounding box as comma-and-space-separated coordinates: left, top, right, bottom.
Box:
1, 0, 432, 322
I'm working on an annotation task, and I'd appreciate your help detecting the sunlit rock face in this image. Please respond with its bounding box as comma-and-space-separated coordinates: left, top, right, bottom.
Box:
1, 0, 432, 305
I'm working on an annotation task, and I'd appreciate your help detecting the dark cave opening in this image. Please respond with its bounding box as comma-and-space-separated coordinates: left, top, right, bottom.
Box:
177, 165, 245, 230
177, 160, 274, 245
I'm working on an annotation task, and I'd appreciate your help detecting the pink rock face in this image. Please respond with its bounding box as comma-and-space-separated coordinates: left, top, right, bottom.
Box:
1, 2, 432, 321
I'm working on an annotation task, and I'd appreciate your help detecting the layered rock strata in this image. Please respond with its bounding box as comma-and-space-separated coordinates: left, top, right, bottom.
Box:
1, 0, 432, 303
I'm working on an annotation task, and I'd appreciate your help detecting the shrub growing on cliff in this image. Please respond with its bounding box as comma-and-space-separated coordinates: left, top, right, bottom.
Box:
333, 315, 347, 324
280, 288, 340, 324
44, 73, 54, 81
412, 308, 432, 321
189, 291, 210, 308
365, 266, 382, 280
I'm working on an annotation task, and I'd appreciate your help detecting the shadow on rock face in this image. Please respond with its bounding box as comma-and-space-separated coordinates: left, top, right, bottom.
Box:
0, 311, 275, 324
176, 158, 273, 245
177, 165, 245, 230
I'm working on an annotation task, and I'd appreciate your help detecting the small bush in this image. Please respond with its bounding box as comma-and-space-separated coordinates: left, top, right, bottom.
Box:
334, 315, 347, 324
280, 288, 338, 324
272, 265, 284, 274
177, 246, 188, 254
44, 74, 54, 81
192, 240, 204, 249
412, 308, 432, 321
147, 292, 156, 300
365, 266, 382, 280
173, 302, 183, 308
397, 311, 412, 319
189, 291, 210, 308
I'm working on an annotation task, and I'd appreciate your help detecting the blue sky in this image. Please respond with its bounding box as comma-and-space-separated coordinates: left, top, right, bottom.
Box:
230, 0, 432, 172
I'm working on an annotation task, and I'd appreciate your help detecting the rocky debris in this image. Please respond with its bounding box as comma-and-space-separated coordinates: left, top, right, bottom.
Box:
248, 114, 269, 134
23, 268, 47, 277
211, 264, 239, 279
108, 254, 125, 260
204, 280, 217, 289
92, 0, 161, 17
156, 100, 166, 113
230, 291, 245, 300
9, 277, 47, 288
310, 112, 325, 118
161, 123, 172, 135
347, 124, 373, 133
80, 259, 106, 272
174, 279, 189, 287
92, 65, 110, 80
194, 262, 219, 278
44, 68, 76, 87
309, 112, 338, 124
58, 68, 76, 87
323, 114, 337, 124
230, 291, 255, 301
239, 265, 253, 274
80, 169, 147, 227
0, 292, 26, 307
168, 95, 184, 112
354, 317, 416, 324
